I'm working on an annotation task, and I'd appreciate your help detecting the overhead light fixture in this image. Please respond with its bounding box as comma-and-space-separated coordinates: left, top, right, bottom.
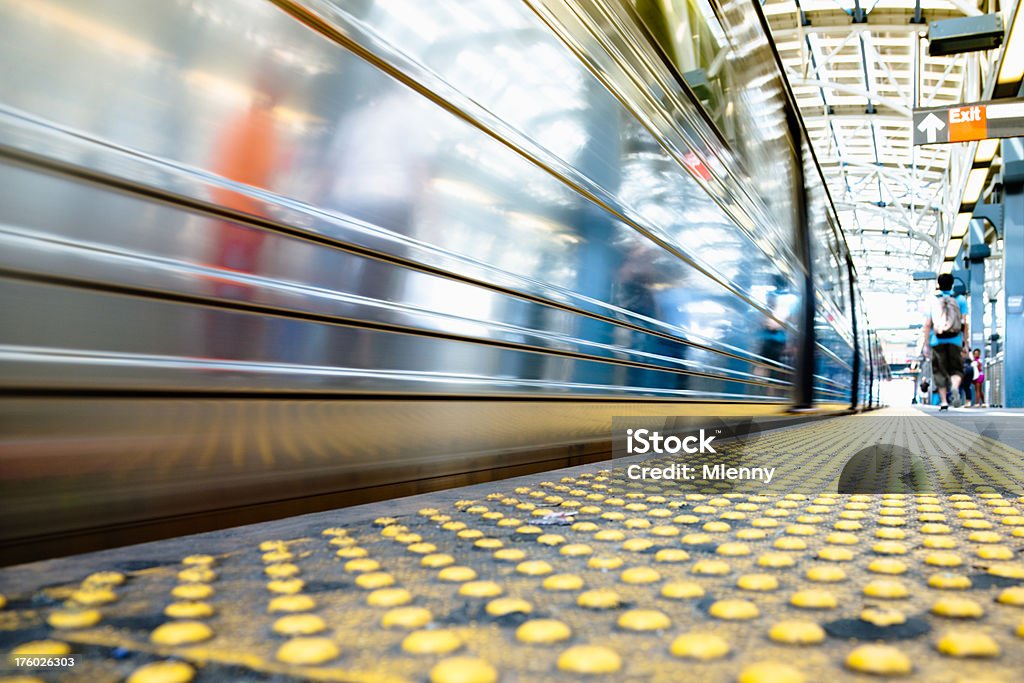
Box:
974, 138, 1000, 164
951, 212, 972, 238
997, 3, 1024, 85
928, 14, 1004, 57
962, 167, 989, 204
944, 238, 963, 260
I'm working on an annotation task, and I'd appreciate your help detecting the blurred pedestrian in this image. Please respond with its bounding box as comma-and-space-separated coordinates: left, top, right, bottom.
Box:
971, 348, 985, 407
918, 273, 968, 411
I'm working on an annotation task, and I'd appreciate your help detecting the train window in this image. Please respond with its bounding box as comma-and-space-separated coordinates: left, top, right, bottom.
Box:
631, 0, 800, 262
633, 0, 731, 127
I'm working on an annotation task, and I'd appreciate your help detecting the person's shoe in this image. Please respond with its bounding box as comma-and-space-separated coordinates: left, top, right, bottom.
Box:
951, 394, 962, 408
939, 405, 949, 411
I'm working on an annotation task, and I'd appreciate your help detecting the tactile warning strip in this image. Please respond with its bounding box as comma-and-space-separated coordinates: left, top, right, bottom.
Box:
2, 412, 1024, 682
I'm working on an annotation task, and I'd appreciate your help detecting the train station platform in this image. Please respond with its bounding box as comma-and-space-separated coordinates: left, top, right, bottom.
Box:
2, 409, 1023, 683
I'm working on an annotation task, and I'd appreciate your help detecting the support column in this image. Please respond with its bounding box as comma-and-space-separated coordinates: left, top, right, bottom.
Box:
1003, 139, 1024, 408
968, 219, 986, 354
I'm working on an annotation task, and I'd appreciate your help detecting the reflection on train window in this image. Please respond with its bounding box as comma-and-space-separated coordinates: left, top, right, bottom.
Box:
633, 0, 731, 126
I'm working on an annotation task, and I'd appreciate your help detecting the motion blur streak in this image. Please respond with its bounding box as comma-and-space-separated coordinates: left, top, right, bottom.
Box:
0, 0, 882, 562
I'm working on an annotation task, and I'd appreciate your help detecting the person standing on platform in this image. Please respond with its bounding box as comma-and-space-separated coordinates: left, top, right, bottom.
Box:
971, 348, 986, 407
918, 273, 969, 411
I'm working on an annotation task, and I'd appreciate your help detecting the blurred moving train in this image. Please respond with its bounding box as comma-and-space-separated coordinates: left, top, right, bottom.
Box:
0, 0, 886, 563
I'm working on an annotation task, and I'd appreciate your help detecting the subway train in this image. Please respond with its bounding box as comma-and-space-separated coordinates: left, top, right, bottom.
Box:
0, 0, 886, 563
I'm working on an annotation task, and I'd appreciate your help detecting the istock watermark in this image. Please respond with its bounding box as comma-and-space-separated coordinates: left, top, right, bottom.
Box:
624, 427, 718, 455
608, 414, 1024, 495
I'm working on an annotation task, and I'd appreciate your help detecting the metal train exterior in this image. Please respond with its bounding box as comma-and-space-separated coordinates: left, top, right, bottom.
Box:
0, 0, 884, 562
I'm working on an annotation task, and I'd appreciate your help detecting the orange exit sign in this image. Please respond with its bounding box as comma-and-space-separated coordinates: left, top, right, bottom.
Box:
914, 97, 1024, 145
948, 105, 986, 142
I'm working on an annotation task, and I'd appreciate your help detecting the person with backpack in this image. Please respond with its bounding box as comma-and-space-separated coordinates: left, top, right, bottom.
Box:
919, 273, 969, 410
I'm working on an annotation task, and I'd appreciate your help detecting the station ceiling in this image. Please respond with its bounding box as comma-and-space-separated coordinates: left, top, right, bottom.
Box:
762, 0, 1018, 350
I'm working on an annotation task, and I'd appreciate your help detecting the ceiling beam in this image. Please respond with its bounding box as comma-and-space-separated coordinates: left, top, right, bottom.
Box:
772, 24, 931, 41
801, 112, 907, 124
784, 72, 912, 116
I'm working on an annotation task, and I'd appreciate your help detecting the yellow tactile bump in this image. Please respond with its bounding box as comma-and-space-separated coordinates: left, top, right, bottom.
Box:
171, 584, 213, 600
429, 657, 498, 683
577, 589, 622, 609
260, 540, 287, 551
276, 637, 340, 664
927, 573, 972, 590
588, 557, 623, 570
459, 581, 503, 598
356, 572, 395, 589
516, 619, 572, 643
987, 564, 1024, 579
493, 549, 526, 562
845, 644, 912, 675
559, 543, 593, 556
737, 574, 779, 591
421, 553, 455, 568
931, 597, 984, 618
556, 645, 621, 674
670, 633, 730, 660
69, 587, 117, 606
543, 574, 584, 591
164, 601, 214, 619
863, 579, 909, 599
47, 608, 101, 629
621, 538, 653, 554
618, 609, 671, 631
997, 586, 1024, 605
925, 551, 963, 567
620, 566, 661, 583
654, 549, 689, 563
936, 630, 1001, 657
774, 537, 808, 551
343, 558, 380, 573
127, 661, 195, 683
402, 630, 463, 655
486, 598, 533, 617
662, 582, 705, 599
806, 566, 846, 582
868, 558, 908, 575
263, 549, 294, 562
266, 578, 304, 594
758, 552, 796, 568
516, 560, 553, 576
177, 567, 215, 583
10, 640, 71, 656
768, 620, 826, 644
790, 589, 837, 609
738, 661, 806, 683
273, 614, 326, 636
150, 621, 213, 645
692, 559, 731, 575
709, 599, 759, 620
83, 571, 125, 586
977, 546, 1015, 560
382, 607, 432, 629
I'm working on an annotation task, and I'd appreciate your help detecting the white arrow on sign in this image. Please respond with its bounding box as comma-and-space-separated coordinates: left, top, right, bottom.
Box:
917, 112, 945, 143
